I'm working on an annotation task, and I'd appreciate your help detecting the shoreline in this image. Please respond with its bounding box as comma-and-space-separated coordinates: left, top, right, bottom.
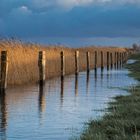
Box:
78, 53, 140, 139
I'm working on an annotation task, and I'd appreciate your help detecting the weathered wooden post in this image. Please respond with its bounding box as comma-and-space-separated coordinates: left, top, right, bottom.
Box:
110, 52, 113, 69
107, 51, 110, 70
38, 51, 46, 85
0, 51, 8, 93
75, 51, 79, 75
60, 51, 65, 77
86, 51, 90, 73
114, 52, 117, 68
101, 51, 104, 70
117, 52, 119, 68
95, 51, 97, 71
119, 52, 122, 66
122, 52, 124, 63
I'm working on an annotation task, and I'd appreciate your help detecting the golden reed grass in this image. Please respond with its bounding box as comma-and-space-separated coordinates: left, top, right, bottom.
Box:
0, 40, 127, 86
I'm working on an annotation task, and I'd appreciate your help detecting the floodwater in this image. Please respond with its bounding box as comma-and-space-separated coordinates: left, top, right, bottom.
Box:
0, 62, 137, 140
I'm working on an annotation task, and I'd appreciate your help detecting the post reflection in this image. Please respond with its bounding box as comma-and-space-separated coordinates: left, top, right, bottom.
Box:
38, 84, 46, 120
75, 74, 79, 97
101, 68, 104, 87
86, 72, 90, 95
107, 67, 110, 85
94, 69, 97, 95
60, 76, 64, 105
0, 92, 7, 140
101, 68, 104, 80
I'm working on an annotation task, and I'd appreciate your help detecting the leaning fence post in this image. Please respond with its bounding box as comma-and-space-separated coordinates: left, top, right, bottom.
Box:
75, 51, 79, 75
61, 51, 65, 77
0, 51, 8, 92
101, 51, 104, 70
86, 51, 90, 73
107, 51, 110, 70
38, 51, 46, 85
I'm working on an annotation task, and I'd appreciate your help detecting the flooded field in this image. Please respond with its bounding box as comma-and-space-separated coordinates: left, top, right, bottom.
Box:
0, 64, 137, 140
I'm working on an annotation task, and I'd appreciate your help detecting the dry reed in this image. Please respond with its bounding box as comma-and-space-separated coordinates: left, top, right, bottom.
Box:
0, 40, 127, 86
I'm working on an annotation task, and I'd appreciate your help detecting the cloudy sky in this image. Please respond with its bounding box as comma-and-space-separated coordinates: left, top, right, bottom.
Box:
0, 0, 140, 47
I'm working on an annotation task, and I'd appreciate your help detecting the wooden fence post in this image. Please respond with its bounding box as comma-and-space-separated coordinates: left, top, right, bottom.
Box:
86, 51, 90, 73
38, 51, 46, 85
61, 51, 65, 77
107, 51, 110, 70
117, 52, 119, 67
95, 51, 97, 70
0, 51, 8, 93
101, 51, 104, 70
114, 52, 117, 67
110, 52, 113, 69
119, 52, 122, 66
75, 51, 79, 75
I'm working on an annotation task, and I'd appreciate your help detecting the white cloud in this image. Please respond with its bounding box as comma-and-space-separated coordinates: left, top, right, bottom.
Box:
11, 6, 32, 15
29, 0, 140, 10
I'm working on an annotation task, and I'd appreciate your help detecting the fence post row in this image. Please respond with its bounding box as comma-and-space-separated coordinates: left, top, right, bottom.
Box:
75, 51, 79, 75
86, 51, 90, 73
61, 51, 65, 77
110, 52, 113, 68
38, 51, 46, 85
107, 51, 110, 70
95, 51, 97, 70
0, 51, 8, 93
101, 51, 104, 70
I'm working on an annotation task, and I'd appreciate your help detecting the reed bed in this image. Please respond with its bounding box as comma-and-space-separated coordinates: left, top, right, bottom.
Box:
0, 40, 127, 85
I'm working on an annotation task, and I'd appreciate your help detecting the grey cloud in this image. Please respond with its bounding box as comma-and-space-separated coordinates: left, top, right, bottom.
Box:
0, 0, 140, 38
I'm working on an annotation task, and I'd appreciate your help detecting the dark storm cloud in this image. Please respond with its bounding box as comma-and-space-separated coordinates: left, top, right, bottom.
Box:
0, 0, 140, 38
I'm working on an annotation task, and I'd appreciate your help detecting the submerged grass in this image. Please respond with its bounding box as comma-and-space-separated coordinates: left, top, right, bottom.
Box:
0, 39, 126, 85
77, 53, 140, 140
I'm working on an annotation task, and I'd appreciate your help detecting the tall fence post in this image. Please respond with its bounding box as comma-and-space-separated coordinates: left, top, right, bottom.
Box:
61, 51, 65, 77
110, 52, 113, 69
75, 51, 79, 75
38, 51, 46, 85
107, 51, 110, 70
114, 52, 117, 67
0, 51, 8, 93
119, 52, 122, 66
95, 51, 97, 71
117, 52, 119, 68
86, 51, 90, 73
101, 51, 104, 70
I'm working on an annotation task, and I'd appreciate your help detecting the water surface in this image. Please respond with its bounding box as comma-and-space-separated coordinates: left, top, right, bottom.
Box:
0, 66, 137, 140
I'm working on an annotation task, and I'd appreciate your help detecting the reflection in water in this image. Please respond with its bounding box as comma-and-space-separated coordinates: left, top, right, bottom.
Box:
101, 68, 104, 80
94, 70, 98, 95
60, 76, 64, 105
0, 92, 7, 140
75, 74, 79, 97
107, 67, 110, 86
86, 72, 90, 95
101, 68, 104, 87
94, 69, 97, 83
38, 84, 46, 121
110, 63, 113, 70
0, 63, 137, 140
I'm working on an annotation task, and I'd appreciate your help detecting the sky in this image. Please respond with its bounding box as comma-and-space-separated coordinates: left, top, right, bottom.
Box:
0, 0, 140, 47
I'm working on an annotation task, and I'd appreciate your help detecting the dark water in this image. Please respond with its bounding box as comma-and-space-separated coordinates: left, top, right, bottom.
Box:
0, 62, 137, 140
